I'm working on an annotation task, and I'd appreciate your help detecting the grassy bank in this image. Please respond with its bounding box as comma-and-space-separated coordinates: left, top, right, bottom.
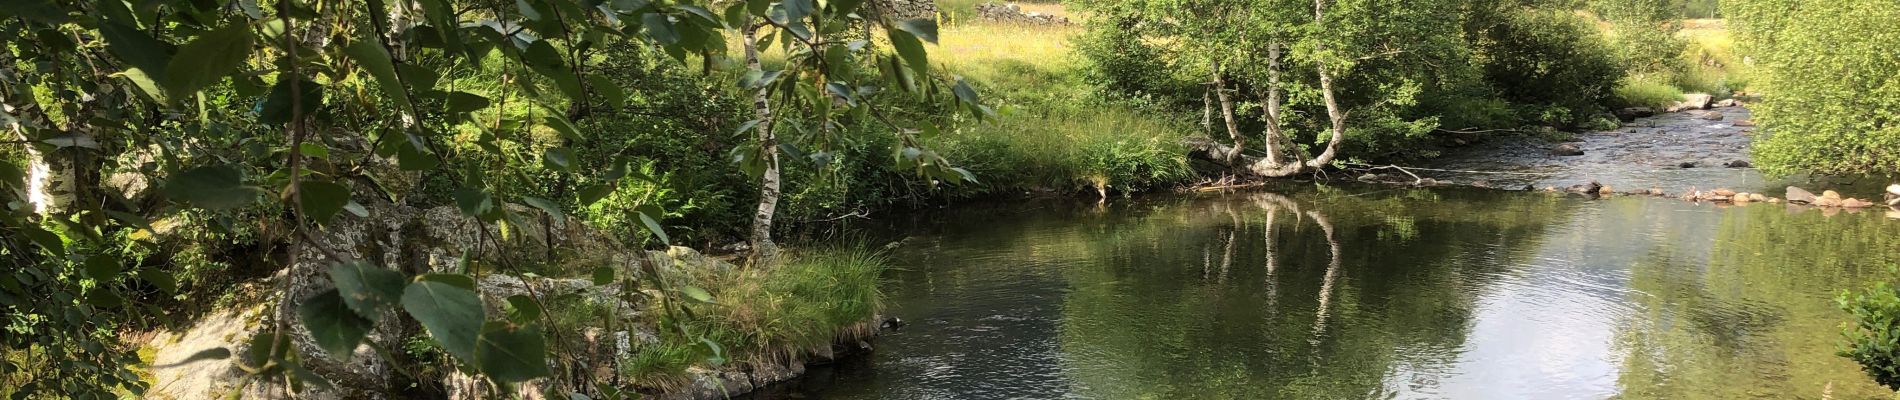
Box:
618, 247, 888, 390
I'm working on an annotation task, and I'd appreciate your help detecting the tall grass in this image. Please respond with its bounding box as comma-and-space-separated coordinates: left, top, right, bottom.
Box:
1613, 74, 1687, 108
930, 23, 1195, 195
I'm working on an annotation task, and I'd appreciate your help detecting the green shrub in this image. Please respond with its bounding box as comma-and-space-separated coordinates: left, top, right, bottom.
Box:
1730, 0, 1900, 175
1838, 280, 1900, 390
1472, 8, 1626, 125
576, 43, 752, 245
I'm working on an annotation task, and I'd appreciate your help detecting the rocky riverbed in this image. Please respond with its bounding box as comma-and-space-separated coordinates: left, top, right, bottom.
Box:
1412, 103, 1770, 193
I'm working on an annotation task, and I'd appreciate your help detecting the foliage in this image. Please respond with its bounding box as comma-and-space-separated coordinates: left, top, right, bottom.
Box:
1728, 0, 1900, 175
0, 0, 980, 396
1470, 7, 1625, 125
1838, 279, 1900, 390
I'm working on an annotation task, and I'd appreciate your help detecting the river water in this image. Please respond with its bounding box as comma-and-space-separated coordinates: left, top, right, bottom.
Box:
770, 183, 1900, 399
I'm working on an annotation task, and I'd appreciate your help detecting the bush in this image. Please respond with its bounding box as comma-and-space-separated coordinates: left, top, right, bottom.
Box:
1472, 8, 1626, 125
1838, 280, 1900, 390
1730, 0, 1900, 175
577, 43, 752, 245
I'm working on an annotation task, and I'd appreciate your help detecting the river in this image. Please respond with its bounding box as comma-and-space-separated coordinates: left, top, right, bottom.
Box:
764, 183, 1900, 399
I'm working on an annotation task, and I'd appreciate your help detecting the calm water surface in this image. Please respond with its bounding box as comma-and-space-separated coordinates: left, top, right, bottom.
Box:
777, 183, 1900, 399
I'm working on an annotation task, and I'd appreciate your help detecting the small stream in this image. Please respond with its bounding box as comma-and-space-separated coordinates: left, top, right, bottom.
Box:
762, 182, 1900, 399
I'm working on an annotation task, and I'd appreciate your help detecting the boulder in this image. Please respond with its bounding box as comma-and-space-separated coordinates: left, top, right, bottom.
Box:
1614, 107, 1656, 122
1551, 143, 1584, 156
1678, 161, 1697, 168
1816, 197, 1843, 207
1888, 184, 1900, 196
1715, 98, 1740, 107
1843, 198, 1876, 208
1678, 93, 1714, 110
1733, 119, 1756, 127
1822, 190, 1843, 200
1694, 110, 1725, 121
1725, 160, 1752, 168
1734, 193, 1752, 203
1786, 186, 1818, 204
1749, 193, 1767, 202
1711, 188, 1737, 197
1598, 185, 1615, 195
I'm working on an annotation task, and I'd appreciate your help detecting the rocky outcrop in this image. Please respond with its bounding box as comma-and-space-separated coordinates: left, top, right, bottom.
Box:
143, 188, 867, 400
974, 2, 1071, 25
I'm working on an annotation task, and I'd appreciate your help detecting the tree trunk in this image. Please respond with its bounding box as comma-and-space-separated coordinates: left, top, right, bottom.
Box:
1212, 63, 1245, 163
742, 23, 781, 262
1258, 43, 1288, 167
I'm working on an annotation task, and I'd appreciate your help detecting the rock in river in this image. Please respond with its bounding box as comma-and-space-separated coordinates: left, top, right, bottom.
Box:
1551, 143, 1584, 156
1725, 160, 1751, 168
1614, 107, 1656, 122
1786, 186, 1817, 204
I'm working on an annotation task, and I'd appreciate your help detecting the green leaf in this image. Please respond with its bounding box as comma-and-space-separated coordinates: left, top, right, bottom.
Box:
542, 115, 583, 141
84, 255, 123, 279
893, 18, 939, 43
445, 92, 492, 113
164, 165, 260, 210
259, 77, 323, 125
298, 142, 330, 158
418, 273, 477, 290
503, 294, 542, 323
343, 40, 412, 109
680, 286, 715, 304
162, 22, 254, 97
588, 75, 626, 109
578, 183, 615, 206
643, 13, 679, 44
328, 261, 406, 317
590, 266, 614, 286
20, 225, 62, 255
86, 289, 125, 307
401, 281, 486, 362
888, 29, 929, 78
140, 268, 177, 294
99, 21, 174, 77
520, 196, 565, 222
298, 180, 352, 224
300, 290, 374, 360
475, 322, 551, 383
453, 188, 495, 218
542, 147, 574, 171
635, 205, 669, 244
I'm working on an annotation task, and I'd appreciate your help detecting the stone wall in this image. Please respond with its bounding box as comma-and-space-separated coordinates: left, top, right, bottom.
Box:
871, 0, 938, 21
975, 2, 1072, 25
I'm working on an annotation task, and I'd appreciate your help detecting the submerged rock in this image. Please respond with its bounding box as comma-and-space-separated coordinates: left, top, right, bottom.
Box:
1694, 110, 1725, 121
1725, 160, 1752, 168
1787, 186, 1818, 204
1679, 161, 1697, 168
1551, 143, 1584, 156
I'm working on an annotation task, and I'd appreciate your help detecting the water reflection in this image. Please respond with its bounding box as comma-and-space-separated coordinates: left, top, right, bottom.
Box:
774, 184, 1900, 399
